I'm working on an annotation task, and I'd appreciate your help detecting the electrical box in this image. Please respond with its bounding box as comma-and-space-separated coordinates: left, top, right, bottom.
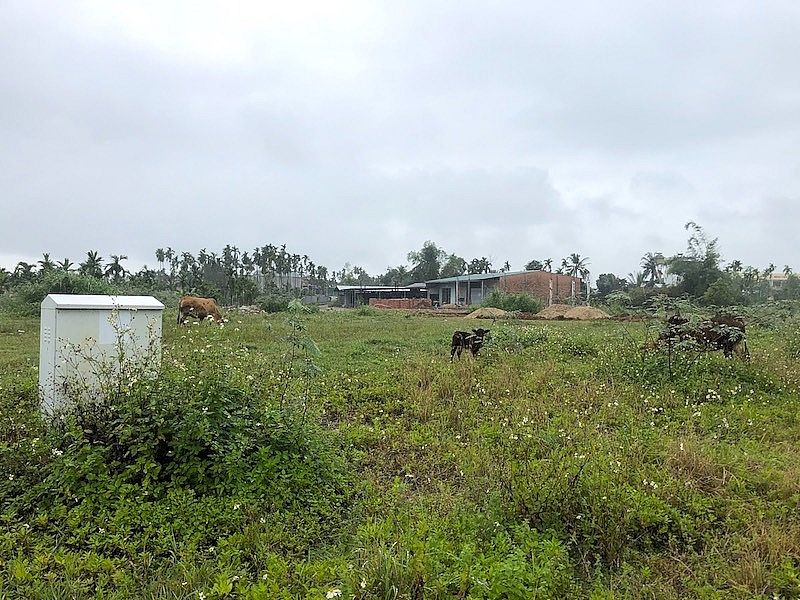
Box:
39, 294, 165, 417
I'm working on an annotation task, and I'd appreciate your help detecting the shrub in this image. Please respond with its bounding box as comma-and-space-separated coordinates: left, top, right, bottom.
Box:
481, 289, 543, 314
257, 292, 293, 313
0, 272, 116, 315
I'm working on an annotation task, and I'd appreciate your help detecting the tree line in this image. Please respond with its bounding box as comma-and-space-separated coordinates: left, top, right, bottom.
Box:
0, 224, 793, 308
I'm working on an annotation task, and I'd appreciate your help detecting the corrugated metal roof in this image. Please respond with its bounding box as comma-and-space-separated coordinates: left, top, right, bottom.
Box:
426, 270, 528, 284
335, 285, 419, 292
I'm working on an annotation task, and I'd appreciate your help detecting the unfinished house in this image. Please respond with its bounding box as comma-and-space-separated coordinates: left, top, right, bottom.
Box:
425, 271, 582, 306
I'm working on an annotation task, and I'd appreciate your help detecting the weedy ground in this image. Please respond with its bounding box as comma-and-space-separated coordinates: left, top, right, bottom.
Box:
1, 307, 800, 599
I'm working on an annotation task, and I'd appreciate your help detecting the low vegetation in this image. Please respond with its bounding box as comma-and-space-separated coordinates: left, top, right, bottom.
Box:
2, 303, 800, 598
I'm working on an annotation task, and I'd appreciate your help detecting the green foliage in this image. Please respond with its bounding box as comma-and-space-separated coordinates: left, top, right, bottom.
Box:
0, 271, 115, 315
481, 289, 544, 313
256, 292, 293, 313
407, 240, 447, 282
3, 308, 800, 597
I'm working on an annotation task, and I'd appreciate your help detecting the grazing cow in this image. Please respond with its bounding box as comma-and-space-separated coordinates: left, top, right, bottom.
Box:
177, 296, 224, 325
451, 328, 490, 361
658, 313, 748, 359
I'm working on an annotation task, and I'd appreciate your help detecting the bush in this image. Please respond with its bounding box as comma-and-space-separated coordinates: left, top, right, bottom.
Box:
0, 272, 116, 315
257, 292, 293, 313
481, 289, 543, 314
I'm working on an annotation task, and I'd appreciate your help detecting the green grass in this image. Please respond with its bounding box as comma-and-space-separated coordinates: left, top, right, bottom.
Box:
1, 308, 800, 599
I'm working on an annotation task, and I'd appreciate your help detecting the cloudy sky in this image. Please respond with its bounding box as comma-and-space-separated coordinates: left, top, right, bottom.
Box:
2, 0, 799, 281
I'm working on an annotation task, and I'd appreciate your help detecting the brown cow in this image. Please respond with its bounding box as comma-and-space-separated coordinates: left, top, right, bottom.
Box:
178, 296, 224, 325
451, 328, 490, 361
658, 313, 748, 359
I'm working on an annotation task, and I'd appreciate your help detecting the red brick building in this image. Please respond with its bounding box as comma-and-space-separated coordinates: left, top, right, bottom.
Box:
425, 271, 582, 306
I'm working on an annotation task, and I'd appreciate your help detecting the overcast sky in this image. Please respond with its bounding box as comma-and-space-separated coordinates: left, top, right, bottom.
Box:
2, 0, 799, 281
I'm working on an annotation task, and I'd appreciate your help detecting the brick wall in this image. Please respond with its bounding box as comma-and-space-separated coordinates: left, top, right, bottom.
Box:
499, 272, 582, 304
369, 298, 434, 309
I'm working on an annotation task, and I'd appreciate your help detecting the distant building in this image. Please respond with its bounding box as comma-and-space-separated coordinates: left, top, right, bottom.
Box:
768, 273, 789, 290
425, 271, 583, 306
335, 284, 427, 308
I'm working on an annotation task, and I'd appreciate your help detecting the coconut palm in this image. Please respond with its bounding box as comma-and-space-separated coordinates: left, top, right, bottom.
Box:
80, 251, 104, 279
640, 252, 662, 286
105, 254, 128, 283
38, 253, 56, 274
57, 258, 74, 272
561, 253, 589, 279
155, 248, 166, 273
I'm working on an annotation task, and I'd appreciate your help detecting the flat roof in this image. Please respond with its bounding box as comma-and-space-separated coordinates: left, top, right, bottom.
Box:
41, 294, 165, 310
426, 270, 581, 284
335, 285, 421, 292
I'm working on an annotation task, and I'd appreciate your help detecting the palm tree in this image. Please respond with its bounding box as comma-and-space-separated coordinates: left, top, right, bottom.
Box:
38, 253, 55, 274
543, 258, 553, 272
105, 254, 128, 283
155, 248, 166, 273
627, 271, 646, 287
784, 265, 793, 276
640, 252, 662, 286
562, 253, 589, 278
57, 258, 74, 272
80, 251, 104, 279
14, 262, 35, 282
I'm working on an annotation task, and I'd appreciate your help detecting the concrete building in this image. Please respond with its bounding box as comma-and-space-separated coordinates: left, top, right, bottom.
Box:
425, 270, 583, 306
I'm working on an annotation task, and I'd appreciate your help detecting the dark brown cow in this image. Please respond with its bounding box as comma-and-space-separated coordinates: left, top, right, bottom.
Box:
178, 296, 224, 325
451, 328, 490, 361
659, 313, 748, 359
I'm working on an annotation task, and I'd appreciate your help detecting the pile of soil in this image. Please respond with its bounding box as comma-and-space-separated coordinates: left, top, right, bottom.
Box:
465, 307, 510, 319
564, 306, 611, 320
535, 304, 574, 319
534, 304, 610, 321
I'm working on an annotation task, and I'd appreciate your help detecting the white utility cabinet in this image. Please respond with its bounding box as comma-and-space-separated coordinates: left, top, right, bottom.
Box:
39, 294, 164, 416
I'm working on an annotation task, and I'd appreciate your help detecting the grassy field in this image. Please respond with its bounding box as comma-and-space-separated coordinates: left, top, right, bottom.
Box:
1, 305, 799, 599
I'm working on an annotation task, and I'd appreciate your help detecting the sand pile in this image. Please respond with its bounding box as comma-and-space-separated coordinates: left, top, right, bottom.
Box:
564, 306, 610, 320
535, 304, 611, 320
535, 304, 573, 319
466, 307, 510, 319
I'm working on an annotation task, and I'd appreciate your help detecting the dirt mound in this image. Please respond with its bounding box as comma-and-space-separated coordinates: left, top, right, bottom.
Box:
535, 304, 573, 319
466, 307, 510, 319
564, 306, 611, 320
534, 304, 610, 321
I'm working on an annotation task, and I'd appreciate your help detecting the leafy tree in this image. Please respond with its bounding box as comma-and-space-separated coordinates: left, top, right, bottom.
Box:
595, 273, 626, 299
468, 257, 492, 274
379, 265, 411, 287
725, 260, 743, 274
525, 259, 544, 271
408, 241, 446, 282
702, 274, 742, 306
440, 254, 467, 278
666, 222, 722, 299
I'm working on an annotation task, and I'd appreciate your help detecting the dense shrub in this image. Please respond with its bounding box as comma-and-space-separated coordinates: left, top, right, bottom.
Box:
0, 271, 116, 315
257, 292, 293, 313
481, 289, 544, 314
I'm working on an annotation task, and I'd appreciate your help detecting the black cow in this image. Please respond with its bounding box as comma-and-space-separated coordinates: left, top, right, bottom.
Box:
451, 328, 490, 361
659, 314, 748, 359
